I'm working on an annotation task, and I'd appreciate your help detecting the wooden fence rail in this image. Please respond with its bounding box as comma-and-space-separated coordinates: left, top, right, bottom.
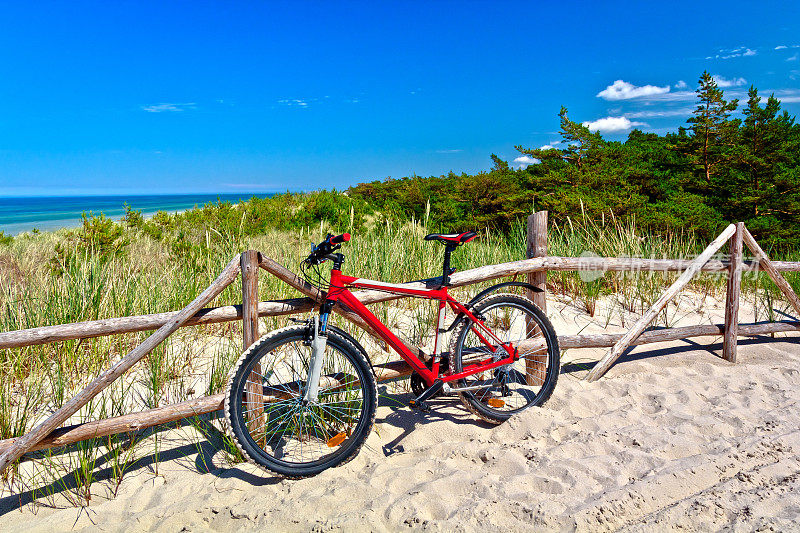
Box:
4, 256, 799, 351
0, 212, 799, 467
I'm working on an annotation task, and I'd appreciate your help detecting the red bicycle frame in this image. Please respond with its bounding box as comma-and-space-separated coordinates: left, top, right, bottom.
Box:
326, 268, 518, 387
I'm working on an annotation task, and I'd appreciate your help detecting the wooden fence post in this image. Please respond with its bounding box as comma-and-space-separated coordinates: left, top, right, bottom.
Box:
584, 224, 737, 382
240, 250, 264, 440
526, 211, 548, 385
723, 223, 744, 362
241, 251, 260, 350
526, 211, 548, 312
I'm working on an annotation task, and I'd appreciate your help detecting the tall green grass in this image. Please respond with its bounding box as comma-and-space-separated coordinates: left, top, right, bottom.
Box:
0, 207, 797, 506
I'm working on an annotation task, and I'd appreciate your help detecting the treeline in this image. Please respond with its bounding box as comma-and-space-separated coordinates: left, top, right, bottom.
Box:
9, 71, 798, 257
349, 72, 800, 250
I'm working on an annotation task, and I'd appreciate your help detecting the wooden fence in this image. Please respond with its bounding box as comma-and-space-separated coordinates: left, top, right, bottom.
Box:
0, 212, 799, 469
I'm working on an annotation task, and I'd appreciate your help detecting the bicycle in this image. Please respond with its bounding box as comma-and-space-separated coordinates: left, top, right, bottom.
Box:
224, 231, 560, 477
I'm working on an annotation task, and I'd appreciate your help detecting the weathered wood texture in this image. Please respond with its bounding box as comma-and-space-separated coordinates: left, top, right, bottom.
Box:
3, 227, 800, 460
526, 211, 548, 385
0, 255, 243, 473
6, 256, 800, 350
2, 317, 798, 457
585, 224, 737, 382
0, 394, 226, 454
241, 251, 261, 350
723, 223, 744, 362
743, 227, 800, 318
558, 320, 800, 349
527, 211, 548, 312
0, 299, 314, 350
240, 251, 264, 429
0, 359, 417, 456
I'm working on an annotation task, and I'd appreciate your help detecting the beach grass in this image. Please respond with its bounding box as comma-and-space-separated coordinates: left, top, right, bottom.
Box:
0, 203, 798, 506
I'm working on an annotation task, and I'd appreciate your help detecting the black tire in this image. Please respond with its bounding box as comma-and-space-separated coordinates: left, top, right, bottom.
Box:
224, 325, 377, 478
449, 293, 559, 424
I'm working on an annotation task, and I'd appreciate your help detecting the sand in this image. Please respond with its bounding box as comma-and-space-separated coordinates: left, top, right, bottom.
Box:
2, 294, 800, 532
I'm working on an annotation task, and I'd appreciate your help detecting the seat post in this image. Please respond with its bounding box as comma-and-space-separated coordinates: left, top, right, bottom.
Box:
441, 243, 458, 286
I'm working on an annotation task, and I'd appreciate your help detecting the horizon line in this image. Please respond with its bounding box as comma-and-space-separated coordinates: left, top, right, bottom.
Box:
0, 190, 292, 199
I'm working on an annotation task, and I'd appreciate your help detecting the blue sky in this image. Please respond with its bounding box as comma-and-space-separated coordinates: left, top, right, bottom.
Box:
1, 1, 799, 197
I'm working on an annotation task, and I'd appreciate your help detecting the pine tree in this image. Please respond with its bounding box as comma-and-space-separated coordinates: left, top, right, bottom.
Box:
490, 153, 509, 172
738, 86, 782, 217
515, 107, 605, 170
683, 71, 739, 188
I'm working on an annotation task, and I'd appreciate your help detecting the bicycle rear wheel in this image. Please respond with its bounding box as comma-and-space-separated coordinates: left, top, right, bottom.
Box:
225, 325, 377, 478
449, 293, 559, 424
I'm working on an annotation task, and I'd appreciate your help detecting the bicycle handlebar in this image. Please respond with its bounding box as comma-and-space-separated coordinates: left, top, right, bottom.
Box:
330, 233, 351, 244
304, 233, 351, 265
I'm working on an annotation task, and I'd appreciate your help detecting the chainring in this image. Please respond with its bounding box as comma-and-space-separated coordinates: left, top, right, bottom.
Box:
409, 372, 428, 397
409, 355, 449, 398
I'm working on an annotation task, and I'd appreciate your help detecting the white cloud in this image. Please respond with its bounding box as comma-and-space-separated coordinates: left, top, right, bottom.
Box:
775, 45, 788, 50
539, 141, 561, 150
597, 80, 670, 100
787, 53, 799, 62
624, 108, 694, 119
711, 46, 757, 59
435, 149, 463, 154
674, 80, 688, 89
278, 98, 309, 107
713, 75, 747, 88
641, 91, 696, 102
771, 89, 800, 103
513, 155, 539, 168
581, 116, 646, 133
141, 102, 196, 113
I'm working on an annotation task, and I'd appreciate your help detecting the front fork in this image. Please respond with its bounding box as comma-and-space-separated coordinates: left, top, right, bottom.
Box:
302, 303, 332, 403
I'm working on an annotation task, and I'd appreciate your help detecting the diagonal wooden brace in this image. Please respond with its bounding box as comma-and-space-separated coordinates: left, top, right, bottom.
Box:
0, 255, 243, 473
584, 224, 737, 382
742, 227, 800, 318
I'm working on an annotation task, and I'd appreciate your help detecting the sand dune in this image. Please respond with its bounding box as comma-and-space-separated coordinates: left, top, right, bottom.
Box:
3, 296, 800, 532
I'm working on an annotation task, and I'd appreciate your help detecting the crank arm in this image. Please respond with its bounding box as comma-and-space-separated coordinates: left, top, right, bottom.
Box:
442, 382, 499, 394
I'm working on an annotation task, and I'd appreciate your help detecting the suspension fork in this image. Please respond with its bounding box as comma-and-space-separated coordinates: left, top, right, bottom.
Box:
303, 301, 333, 403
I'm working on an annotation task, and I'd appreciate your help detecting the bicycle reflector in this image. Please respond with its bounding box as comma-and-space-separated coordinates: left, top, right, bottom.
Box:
486, 398, 505, 408
327, 432, 347, 447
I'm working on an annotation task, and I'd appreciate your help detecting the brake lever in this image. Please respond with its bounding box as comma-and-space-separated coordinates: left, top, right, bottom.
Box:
316, 244, 342, 264
304, 242, 342, 266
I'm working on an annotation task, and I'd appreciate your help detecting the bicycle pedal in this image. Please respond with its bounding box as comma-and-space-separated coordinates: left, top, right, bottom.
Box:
409, 379, 443, 413
408, 399, 431, 413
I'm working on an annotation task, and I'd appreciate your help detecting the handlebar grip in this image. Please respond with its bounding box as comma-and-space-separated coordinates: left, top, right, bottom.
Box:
330, 233, 351, 244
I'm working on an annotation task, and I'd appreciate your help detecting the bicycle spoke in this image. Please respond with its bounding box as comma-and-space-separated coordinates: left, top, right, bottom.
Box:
229, 326, 375, 469
451, 296, 558, 420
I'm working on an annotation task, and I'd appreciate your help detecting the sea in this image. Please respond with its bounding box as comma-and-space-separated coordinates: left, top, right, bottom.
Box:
0, 193, 274, 236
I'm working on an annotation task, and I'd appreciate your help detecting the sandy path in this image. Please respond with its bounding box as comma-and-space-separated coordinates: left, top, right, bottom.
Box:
2, 328, 799, 532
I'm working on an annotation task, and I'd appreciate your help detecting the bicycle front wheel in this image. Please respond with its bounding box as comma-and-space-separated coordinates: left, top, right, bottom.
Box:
449, 293, 559, 424
224, 325, 377, 478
